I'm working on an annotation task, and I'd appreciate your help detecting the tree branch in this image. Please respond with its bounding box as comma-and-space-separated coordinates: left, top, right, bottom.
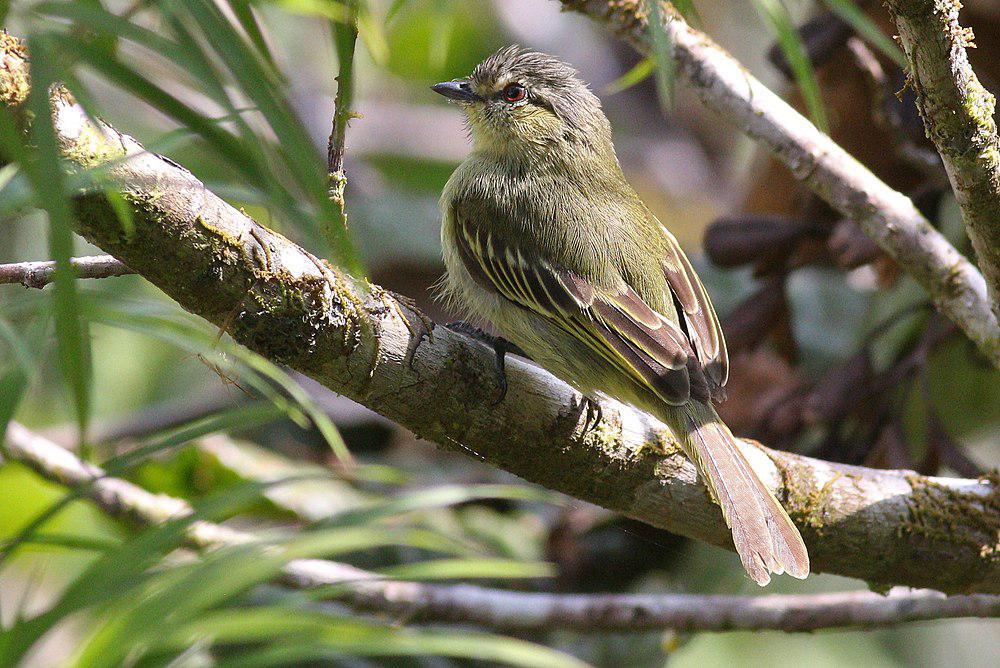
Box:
4, 421, 998, 632
0, 255, 131, 289
1, 34, 997, 595
883, 0, 1000, 320
557, 0, 1000, 366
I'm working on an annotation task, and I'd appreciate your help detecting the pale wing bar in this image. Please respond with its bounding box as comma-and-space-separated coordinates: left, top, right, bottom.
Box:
454, 211, 711, 404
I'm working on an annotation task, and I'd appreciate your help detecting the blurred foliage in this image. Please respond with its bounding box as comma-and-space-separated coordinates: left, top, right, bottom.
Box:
0, 0, 997, 666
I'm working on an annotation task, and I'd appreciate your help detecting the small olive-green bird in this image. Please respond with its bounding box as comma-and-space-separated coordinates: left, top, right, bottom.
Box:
433, 46, 808, 585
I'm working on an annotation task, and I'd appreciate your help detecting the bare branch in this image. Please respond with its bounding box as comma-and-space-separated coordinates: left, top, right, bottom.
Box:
557, 0, 1000, 365
1, 33, 997, 595
883, 0, 1000, 319
0, 255, 132, 289
4, 422, 998, 632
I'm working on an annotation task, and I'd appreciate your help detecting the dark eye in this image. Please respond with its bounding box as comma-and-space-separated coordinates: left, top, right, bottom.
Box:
502, 83, 527, 103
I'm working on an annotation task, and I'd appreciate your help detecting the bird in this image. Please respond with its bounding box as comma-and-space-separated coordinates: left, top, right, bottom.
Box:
432, 45, 809, 586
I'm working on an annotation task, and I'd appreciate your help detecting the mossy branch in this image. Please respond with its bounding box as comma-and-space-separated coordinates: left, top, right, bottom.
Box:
0, 34, 997, 594
882, 0, 1000, 320
557, 0, 1000, 365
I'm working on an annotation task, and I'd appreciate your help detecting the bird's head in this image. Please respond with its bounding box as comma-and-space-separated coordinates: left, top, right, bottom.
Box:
432, 46, 613, 161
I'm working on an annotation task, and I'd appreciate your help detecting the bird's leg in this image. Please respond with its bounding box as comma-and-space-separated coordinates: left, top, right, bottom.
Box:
445, 321, 530, 405
581, 395, 603, 434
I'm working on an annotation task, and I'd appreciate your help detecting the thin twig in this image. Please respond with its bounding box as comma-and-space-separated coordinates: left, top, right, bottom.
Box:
3, 421, 998, 633
0, 255, 132, 288
326, 7, 359, 232
883, 0, 1000, 320
557, 0, 999, 365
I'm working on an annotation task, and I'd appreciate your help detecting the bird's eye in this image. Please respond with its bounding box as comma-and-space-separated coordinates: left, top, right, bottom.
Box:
502, 84, 527, 103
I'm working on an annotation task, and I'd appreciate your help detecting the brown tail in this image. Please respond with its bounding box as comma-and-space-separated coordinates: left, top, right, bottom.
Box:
680, 409, 809, 585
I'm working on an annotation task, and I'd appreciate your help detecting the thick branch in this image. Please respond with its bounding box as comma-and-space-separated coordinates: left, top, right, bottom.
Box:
4, 422, 998, 632
557, 0, 1000, 365
0, 35, 997, 595
883, 0, 1000, 319
0, 255, 131, 288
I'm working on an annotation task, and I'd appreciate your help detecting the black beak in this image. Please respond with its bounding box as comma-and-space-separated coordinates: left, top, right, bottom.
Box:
432, 80, 479, 102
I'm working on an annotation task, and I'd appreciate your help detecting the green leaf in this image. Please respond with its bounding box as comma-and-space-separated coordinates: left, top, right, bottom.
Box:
0, 482, 268, 664
265, 0, 351, 22
318, 483, 559, 527
378, 557, 555, 581
646, 0, 676, 108
821, 0, 906, 67
229, 1, 280, 68
86, 301, 353, 464
604, 57, 655, 95
181, 0, 365, 274
756, 0, 829, 132
100, 401, 287, 474
215, 626, 592, 668
23, 39, 93, 442
0, 316, 37, 441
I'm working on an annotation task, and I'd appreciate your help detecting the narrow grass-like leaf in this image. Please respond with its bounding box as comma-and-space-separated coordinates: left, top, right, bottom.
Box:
387, 0, 414, 21
646, 0, 676, 109
182, 0, 364, 274
356, 3, 390, 66
72, 525, 473, 666
604, 57, 655, 95
86, 301, 352, 463
821, 0, 905, 67
56, 39, 265, 184
756, 0, 829, 132
23, 39, 92, 441
229, 0, 279, 68
101, 401, 287, 473
0, 316, 38, 441
379, 557, 555, 581
319, 484, 558, 527
215, 627, 591, 668
0, 482, 268, 664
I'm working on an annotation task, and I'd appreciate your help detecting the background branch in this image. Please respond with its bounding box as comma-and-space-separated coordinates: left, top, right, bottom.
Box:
0, 48, 995, 595
883, 0, 1000, 319
0, 255, 131, 288
557, 0, 1000, 365
4, 422, 998, 633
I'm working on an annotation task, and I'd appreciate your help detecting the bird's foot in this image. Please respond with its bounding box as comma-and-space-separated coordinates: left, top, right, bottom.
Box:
445, 321, 529, 405
581, 395, 603, 435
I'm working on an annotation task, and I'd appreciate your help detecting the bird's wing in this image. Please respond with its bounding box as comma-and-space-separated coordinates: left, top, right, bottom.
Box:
657, 223, 729, 389
453, 208, 711, 405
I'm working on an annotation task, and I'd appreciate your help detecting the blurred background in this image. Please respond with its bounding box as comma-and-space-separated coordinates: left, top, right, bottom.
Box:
0, 0, 997, 665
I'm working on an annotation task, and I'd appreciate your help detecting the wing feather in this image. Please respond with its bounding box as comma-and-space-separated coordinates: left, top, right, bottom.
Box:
453, 208, 709, 405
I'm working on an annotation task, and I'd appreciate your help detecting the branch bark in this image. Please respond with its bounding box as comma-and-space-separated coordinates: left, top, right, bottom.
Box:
0, 255, 131, 288
4, 422, 998, 632
557, 0, 1000, 365
0, 34, 997, 595
883, 0, 1000, 320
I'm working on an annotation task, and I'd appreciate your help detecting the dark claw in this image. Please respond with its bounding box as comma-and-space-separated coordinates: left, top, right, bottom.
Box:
582, 396, 603, 434
445, 321, 529, 405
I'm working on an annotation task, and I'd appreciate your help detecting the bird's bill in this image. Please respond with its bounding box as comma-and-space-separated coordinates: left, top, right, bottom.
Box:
431, 80, 480, 102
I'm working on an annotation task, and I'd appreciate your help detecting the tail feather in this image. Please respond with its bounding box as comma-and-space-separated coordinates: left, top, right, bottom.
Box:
681, 412, 809, 586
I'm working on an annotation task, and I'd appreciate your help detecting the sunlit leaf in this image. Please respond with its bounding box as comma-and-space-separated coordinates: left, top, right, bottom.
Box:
23, 39, 93, 442
379, 557, 555, 581
604, 57, 655, 95
646, 0, 676, 108
319, 483, 558, 527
